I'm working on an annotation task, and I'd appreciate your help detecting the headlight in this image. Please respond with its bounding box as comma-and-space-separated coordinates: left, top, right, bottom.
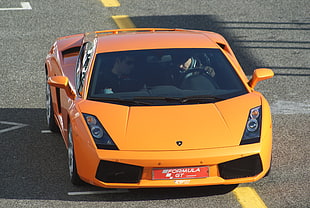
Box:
83, 113, 118, 150
240, 106, 262, 145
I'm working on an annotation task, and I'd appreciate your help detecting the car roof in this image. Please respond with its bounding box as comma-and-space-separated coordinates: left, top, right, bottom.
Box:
90, 28, 223, 53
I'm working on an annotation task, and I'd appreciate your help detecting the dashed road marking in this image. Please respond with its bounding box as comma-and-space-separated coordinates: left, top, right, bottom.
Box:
41, 130, 53, 134
0, 2, 32, 11
0, 121, 28, 134
100, 0, 120, 7
112, 15, 136, 28
68, 189, 129, 196
233, 187, 267, 208
270, 100, 310, 114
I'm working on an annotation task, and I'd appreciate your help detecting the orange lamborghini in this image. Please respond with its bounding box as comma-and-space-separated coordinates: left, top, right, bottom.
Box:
45, 28, 274, 188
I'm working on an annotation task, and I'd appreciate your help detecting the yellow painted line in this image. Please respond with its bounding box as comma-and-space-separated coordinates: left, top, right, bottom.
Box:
100, 0, 120, 7
112, 15, 136, 29
233, 187, 267, 208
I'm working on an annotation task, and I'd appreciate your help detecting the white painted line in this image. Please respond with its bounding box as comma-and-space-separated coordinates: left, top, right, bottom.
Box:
0, 2, 32, 11
21, 2, 32, 9
68, 189, 129, 196
41, 130, 53, 134
0, 121, 28, 134
270, 100, 310, 115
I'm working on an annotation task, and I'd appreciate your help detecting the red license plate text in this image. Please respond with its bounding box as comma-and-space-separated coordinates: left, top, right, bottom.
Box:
152, 166, 209, 180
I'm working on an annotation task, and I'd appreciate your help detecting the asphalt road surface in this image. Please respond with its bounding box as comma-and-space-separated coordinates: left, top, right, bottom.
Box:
0, 0, 309, 207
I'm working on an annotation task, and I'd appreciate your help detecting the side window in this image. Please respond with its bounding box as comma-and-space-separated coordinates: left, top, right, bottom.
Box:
76, 42, 94, 96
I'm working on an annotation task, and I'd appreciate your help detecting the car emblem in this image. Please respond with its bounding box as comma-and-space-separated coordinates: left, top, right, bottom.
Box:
176, 141, 183, 146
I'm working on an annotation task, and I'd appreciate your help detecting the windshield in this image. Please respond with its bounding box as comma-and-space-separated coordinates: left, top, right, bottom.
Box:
88, 48, 247, 105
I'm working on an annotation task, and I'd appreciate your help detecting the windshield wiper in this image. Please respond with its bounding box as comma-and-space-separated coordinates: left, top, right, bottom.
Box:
133, 95, 224, 104
180, 95, 224, 103
133, 96, 179, 101
89, 97, 151, 106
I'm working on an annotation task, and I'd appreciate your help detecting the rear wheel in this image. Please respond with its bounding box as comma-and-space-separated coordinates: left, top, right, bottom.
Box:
68, 124, 83, 185
46, 77, 58, 132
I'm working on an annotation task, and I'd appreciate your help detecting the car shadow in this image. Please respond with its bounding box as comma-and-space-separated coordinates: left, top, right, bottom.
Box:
66, 184, 238, 202
0, 108, 238, 201
130, 15, 310, 77
130, 15, 257, 76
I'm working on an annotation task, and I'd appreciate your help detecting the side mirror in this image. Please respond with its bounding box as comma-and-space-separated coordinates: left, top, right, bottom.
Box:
48, 76, 76, 100
248, 68, 274, 89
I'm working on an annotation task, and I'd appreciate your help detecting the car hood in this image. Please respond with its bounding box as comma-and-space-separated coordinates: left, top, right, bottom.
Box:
79, 93, 262, 151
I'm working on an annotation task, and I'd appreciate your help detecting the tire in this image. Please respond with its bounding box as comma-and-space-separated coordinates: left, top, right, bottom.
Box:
68, 124, 83, 185
46, 78, 58, 132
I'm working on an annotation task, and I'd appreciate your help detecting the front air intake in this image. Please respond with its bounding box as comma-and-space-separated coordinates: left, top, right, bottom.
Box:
218, 154, 263, 179
96, 160, 143, 183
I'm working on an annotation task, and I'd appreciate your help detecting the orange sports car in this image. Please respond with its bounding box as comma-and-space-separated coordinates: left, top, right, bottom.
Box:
45, 28, 274, 188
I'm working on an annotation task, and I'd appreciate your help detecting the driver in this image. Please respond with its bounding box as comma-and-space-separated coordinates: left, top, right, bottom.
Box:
175, 56, 218, 90
179, 57, 215, 77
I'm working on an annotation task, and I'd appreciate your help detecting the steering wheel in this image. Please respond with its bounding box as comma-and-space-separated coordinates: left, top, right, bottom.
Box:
183, 67, 211, 79
180, 67, 218, 89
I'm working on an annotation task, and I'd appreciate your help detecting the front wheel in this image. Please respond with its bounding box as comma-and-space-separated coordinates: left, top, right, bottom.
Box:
68, 124, 83, 185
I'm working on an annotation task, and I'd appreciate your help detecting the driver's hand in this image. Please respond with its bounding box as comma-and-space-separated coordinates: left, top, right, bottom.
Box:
204, 66, 215, 77
179, 58, 192, 71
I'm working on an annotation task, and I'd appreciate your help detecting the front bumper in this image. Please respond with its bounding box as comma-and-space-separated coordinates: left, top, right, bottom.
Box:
75, 142, 271, 188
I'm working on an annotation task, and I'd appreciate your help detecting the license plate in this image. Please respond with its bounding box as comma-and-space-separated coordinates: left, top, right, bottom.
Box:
152, 166, 209, 180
